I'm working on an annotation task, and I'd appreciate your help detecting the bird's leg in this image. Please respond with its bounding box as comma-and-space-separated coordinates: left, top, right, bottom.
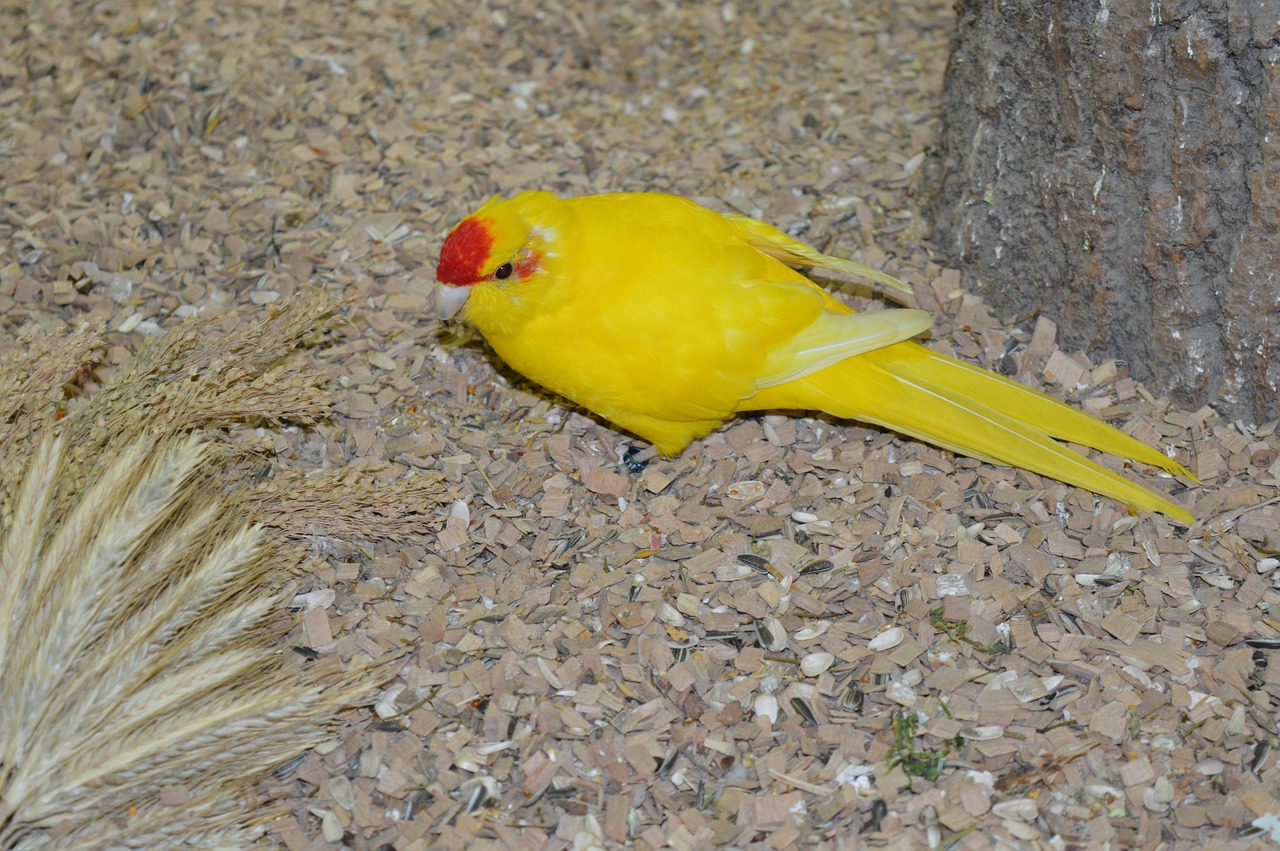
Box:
618, 443, 655, 473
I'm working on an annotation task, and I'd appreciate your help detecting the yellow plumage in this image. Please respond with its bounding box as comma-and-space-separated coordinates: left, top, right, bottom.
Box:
435, 191, 1194, 524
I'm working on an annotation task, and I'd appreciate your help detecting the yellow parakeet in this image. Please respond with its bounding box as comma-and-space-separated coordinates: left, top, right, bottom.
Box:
434, 191, 1194, 524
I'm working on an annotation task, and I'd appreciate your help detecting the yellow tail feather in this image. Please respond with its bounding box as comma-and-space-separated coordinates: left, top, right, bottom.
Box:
747, 343, 1195, 524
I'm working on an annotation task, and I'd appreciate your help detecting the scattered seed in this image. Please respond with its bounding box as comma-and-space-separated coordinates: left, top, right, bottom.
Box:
462, 782, 489, 814
800, 652, 835, 676
272, 752, 308, 779
960, 725, 1004, 741
838, 683, 865, 713
754, 693, 779, 724
868, 627, 905, 651
794, 621, 829, 642
789, 696, 819, 726
920, 804, 940, 849
1054, 609, 1085, 633
1250, 740, 1272, 775
695, 778, 715, 810
657, 602, 686, 628
1195, 572, 1236, 590
726, 480, 765, 499
755, 617, 787, 652
1249, 704, 1280, 737
991, 798, 1038, 822
1227, 705, 1248, 736
1040, 684, 1080, 708
863, 798, 887, 833
799, 558, 834, 576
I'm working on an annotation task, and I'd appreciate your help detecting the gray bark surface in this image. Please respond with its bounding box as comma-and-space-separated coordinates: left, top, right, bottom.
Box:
928, 0, 1280, 422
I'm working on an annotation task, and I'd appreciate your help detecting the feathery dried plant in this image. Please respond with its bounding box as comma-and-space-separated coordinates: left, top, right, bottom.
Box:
0, 433, 369, 849
0, 293, 445, 849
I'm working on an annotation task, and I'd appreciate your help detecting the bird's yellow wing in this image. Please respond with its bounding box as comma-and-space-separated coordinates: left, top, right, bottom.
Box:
757, 308, 933, 388
725, 213, 914, 296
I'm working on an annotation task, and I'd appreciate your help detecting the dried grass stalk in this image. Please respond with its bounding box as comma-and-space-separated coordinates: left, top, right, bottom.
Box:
0, 433, 369, 849
0, 292, 443, 848
0, 321, 103, 495
250, 462, 447, 544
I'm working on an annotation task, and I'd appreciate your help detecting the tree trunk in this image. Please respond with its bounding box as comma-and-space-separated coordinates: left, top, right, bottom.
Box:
926, 0, 1280, 423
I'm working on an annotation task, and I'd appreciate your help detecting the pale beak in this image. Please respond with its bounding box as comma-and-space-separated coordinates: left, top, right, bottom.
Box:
434, 283, 470, 320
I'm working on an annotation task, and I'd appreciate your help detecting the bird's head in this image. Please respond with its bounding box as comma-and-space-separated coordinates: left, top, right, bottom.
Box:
434, 192, 556, 323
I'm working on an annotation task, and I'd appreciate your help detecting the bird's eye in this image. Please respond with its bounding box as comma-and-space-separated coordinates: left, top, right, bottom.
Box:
493, 262, 514, 280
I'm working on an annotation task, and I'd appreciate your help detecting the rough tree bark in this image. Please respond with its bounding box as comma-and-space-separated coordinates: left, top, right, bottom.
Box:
927, 0, 1280, 423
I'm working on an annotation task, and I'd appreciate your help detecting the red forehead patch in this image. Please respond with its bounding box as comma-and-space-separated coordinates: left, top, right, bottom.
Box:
436, 216, 494, 285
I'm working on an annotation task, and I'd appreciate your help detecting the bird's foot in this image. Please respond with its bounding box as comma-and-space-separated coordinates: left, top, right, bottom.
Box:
619, 443, 654, 474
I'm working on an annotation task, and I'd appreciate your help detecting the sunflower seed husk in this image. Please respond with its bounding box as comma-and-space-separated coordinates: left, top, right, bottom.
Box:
960, 725, 1004, 741
754, 693, 780, 724
657, 603, 686, 628
991, 798, 1038, 822
794, 621, 830, 642
800, 559, 834, 575
868, 626, 905, 651
789, 696, 819, 726
1250, 740, 1273, 774
801, 652, 835, 676
1195, 572, 1236, 590
755, 616, 787, 652
838, 683, 864, 713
